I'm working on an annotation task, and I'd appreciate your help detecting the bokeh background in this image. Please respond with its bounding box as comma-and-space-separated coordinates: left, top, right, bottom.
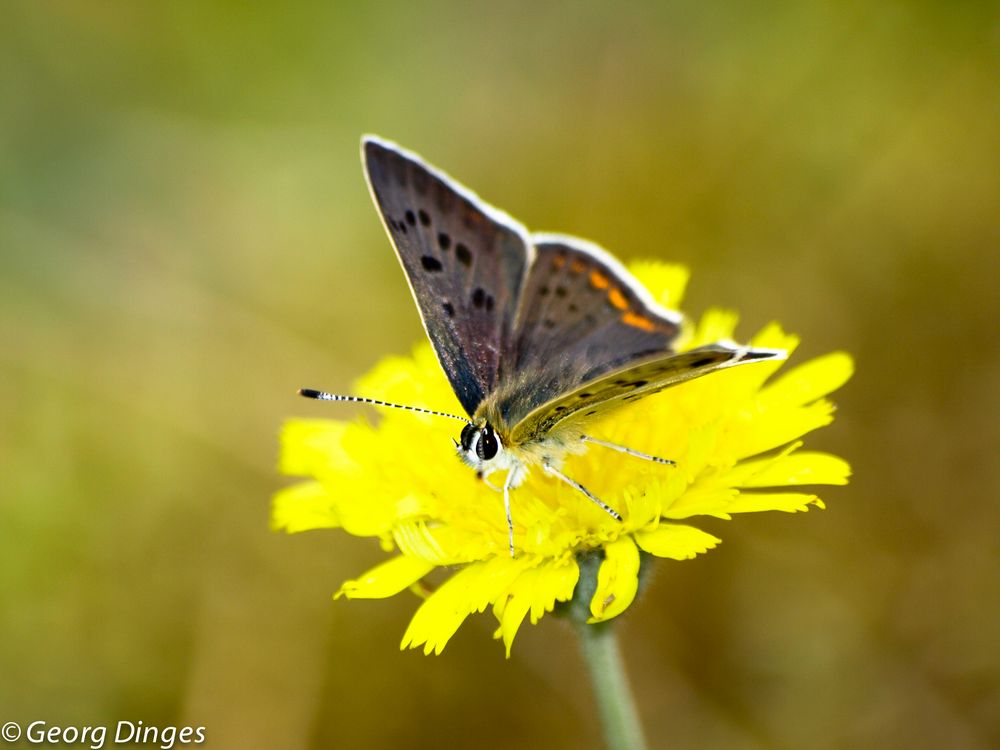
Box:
2, 2, 998, 748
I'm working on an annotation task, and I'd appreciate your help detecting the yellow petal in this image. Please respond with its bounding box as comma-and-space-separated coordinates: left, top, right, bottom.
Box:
402, 557, 531, 655
589, 537, 640, 623
729, 399, 837, 459
759, 352, 854, 408
751, 322, 800, 354
634, 524, 722, 560
278, 419, 352, 476
494, 560, 579, 657
664, 482, 737, 519
271, 480, 341, 533
337, 555, 435, 599
630, 261, 690, 309
728, 491, 824, 513
730, 451, 851, 488
686, 308, 739, 347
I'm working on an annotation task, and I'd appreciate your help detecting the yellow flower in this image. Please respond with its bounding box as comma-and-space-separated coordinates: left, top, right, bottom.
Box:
273, 262, 853, 656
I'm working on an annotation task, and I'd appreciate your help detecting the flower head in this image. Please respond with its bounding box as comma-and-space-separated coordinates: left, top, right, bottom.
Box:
273, 262, 852, 655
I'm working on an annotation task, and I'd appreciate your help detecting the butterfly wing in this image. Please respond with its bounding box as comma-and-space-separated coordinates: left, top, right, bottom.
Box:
363, 137, 533, 416
508, 343, 785, 445
492, 235, 682, 426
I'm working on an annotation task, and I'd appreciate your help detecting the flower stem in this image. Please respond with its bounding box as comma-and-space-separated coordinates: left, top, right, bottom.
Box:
572, 620, 649, 750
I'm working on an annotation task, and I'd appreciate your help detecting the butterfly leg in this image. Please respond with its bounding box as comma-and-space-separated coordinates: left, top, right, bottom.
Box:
542, 463, 622, 522
503, 470, 517, 557
581, 435, 676, 465
477, 471, 502, 493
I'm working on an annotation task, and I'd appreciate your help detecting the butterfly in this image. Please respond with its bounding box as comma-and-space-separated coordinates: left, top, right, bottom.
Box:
301, 136, 785, 556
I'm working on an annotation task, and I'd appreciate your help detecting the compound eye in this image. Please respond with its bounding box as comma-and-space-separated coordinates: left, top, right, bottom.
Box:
477, 425, 499, 460
459, 423, 477, 451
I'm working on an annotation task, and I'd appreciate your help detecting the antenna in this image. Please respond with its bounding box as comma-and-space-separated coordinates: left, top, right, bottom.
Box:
298, 389, 471, 423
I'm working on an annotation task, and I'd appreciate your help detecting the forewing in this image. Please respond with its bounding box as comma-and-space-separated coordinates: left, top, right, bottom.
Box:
509, 343, 785, 445
495, 235, 682, 426
363, 137, 533, 416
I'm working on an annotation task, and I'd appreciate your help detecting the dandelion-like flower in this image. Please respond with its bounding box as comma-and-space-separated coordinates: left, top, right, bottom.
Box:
273, 262, 852, 656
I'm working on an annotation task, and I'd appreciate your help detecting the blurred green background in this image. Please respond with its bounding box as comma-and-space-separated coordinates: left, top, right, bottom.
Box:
2, 2, 998, 748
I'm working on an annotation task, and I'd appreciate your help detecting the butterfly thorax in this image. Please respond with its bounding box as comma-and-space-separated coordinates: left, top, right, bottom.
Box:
456, 400, 587, 489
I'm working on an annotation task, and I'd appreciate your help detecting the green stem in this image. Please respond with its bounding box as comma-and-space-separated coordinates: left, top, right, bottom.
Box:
572, 620, 649, 750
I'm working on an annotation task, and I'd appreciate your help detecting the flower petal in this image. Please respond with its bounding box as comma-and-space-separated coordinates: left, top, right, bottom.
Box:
279, 419, 352, 476
634, 524, 722, 560
759, 352, 854, 408
402, 557, 532, 655
729, 399, 838, 459
729, 451, 851, 488
271, 480, 341, 533
630, 261, 690, 309
728, 491, 824, 513
589, 537, 640, 623
337, 555, 435, 599
493, 559, 579, 657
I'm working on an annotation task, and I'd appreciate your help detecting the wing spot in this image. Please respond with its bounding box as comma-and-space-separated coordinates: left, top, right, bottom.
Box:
692, 356, 719, 367
586, 410, 597, 416
554, 405, 568, 412
552, 254, 567, 270
542, 319, 556, 329
589, 270, 610, 289
398, 223, 408, 235
568, 303, 578, 313
555, 286, 567, 297
442, 301, 455, 317
630, 380, 648, 388
539, 285, 550, 296
418, 209, 431, 226
608, 288, 629, 310
421, 255, 443, 272
485, 295, 495, 312
472, 287, 487, 308
622, 311, 657, 331
455, 243, 472, 267
570, 259, 586, 274
438, 232, 451, 250
405, 210, 416, 225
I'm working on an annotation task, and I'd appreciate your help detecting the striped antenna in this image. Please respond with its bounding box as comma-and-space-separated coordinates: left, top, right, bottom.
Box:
298, 388, 470, 423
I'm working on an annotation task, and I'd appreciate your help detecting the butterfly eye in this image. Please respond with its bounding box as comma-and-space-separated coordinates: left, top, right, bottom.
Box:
460, 423, 477, 452
477, 425, 499, 461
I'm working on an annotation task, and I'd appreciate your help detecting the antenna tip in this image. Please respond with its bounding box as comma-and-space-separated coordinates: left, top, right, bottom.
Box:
298, 388, 322, 399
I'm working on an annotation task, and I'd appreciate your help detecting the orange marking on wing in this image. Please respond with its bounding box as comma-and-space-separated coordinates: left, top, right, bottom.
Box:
552, 254, 566, 269
570, 259, 586, 274
622, 311, 657, 331
589, 270, 609, 289
608, 288, 629, 310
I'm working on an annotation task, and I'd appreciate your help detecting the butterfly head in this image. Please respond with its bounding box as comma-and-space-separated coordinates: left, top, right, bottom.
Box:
457, 421, 505, 474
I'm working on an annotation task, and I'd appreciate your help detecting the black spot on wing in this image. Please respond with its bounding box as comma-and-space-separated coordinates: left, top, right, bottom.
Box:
418, 209, 430, 226
472, 287, 486, 308
405, 210, 416, 225
442, 301, 455, 317
692, 356, 721, 367
455, 243, 472, 267
438, 232, 451, 250
421, 255, 443, 272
